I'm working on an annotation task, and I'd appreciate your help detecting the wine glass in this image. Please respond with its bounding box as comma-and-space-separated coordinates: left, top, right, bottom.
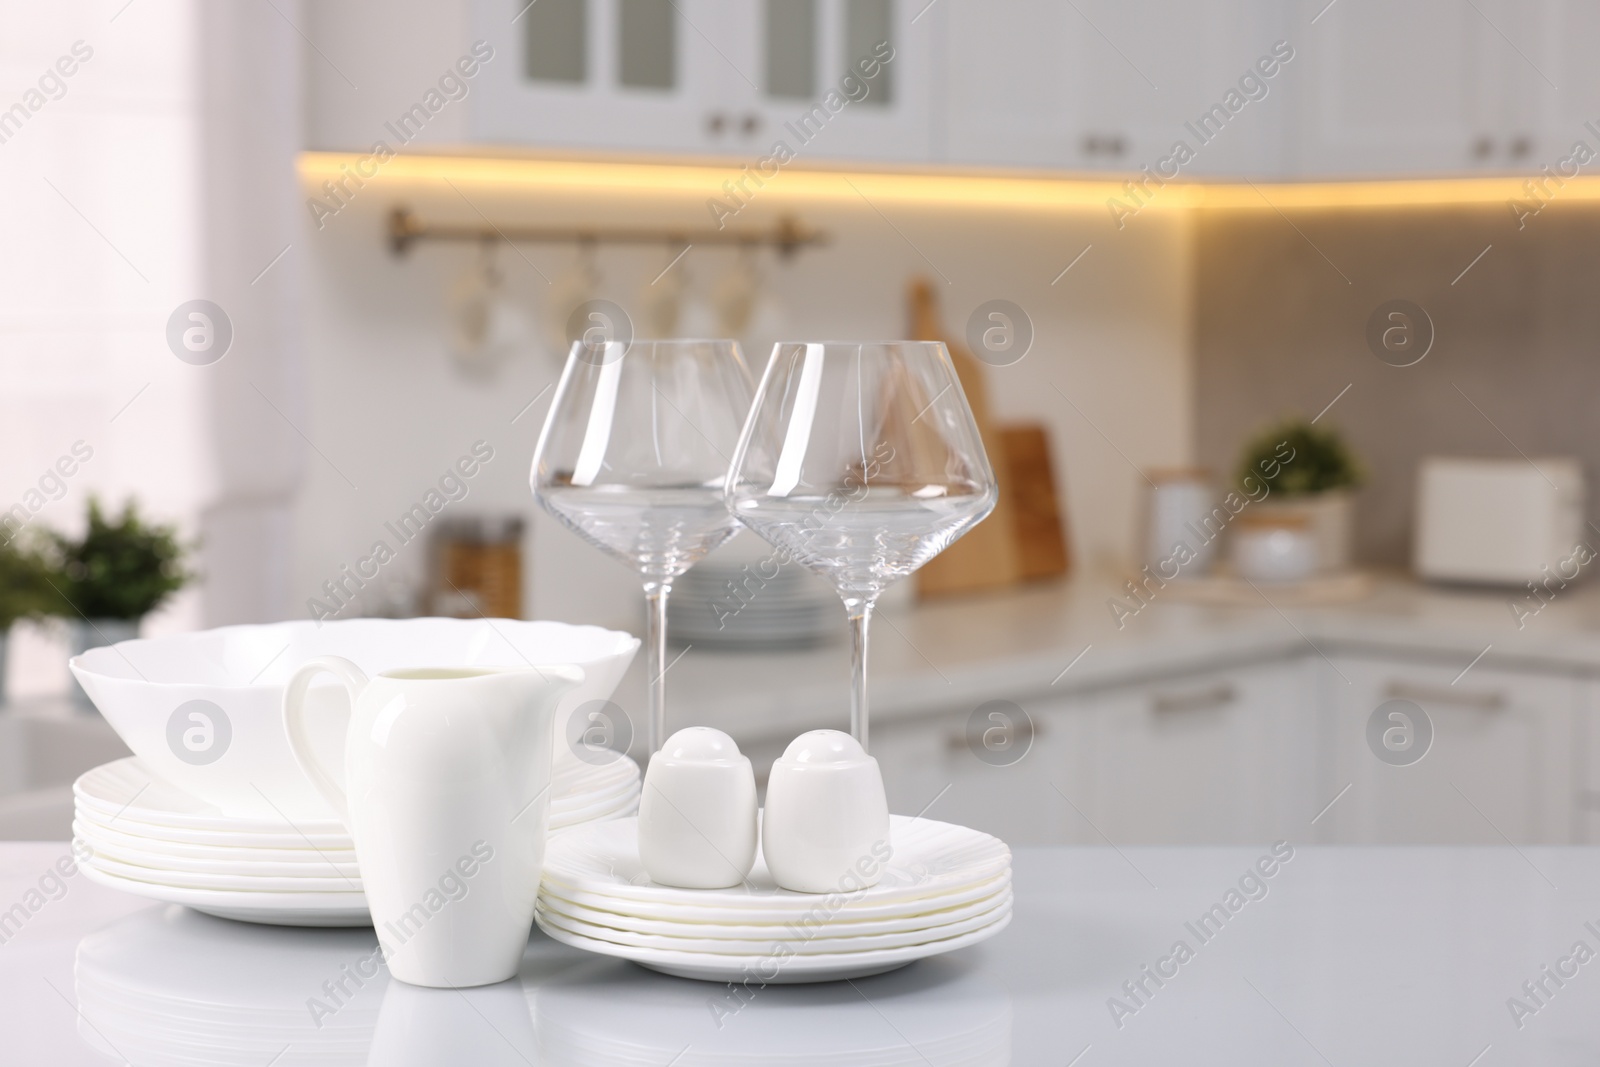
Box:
724, 342, 999, 751
532, 339, 756, 756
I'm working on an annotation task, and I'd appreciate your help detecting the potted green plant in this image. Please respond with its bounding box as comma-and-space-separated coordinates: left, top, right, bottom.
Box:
1236, 418, 1363, 573
46, 498, 192, 708
0, 534, 52, 706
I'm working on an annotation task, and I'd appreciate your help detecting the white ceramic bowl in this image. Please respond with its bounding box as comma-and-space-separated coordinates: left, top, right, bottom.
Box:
70, 618, 638, 822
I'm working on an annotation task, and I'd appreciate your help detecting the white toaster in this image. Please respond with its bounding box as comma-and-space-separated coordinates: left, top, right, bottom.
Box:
1413, 457, 1585, 585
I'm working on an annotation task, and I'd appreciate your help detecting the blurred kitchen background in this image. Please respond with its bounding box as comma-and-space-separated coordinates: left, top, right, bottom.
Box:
6, 0, 1600, 847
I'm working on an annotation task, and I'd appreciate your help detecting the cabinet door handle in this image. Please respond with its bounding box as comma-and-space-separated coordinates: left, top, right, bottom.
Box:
1150, 684, 1236, 714
741, 113, 762, 136
1384, 681, 1506, 712
1471, 136, 1494, 159
706, 112, 727, 137
1509, 135, 1532, 159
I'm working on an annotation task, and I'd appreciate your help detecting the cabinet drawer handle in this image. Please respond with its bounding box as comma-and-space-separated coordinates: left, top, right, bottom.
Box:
1150, 684, 1236, 714
1384, 682, 1505, 712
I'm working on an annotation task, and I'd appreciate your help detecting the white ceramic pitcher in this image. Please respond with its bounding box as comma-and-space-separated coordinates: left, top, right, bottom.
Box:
283, 659, 583, 988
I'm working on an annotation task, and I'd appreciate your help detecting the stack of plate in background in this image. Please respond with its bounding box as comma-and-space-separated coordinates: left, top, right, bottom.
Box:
74, 755, 642, 926
668, 536, 837, 649
535, 815, 1012, 983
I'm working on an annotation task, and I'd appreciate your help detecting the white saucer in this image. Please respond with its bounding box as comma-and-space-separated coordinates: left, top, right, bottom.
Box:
535, 889, 1011, 954
542, 815, 1010, 913
537, 878, 1011, 939
79, 862, 371, 926
535, 909, 1012, 983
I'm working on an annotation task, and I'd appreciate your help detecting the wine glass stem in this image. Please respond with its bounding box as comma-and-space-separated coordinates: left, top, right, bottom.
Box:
644, 582, 671, 757
847, 597, 875, 752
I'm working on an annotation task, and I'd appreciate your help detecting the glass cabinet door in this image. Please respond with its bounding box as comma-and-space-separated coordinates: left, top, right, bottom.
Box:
472, 0, 718, 151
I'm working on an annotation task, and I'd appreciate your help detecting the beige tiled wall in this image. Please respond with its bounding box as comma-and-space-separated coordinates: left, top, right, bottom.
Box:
1193, 203, 1600, 568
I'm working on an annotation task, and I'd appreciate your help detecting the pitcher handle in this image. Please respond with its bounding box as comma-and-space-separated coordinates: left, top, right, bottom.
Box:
282, 655, 369, 827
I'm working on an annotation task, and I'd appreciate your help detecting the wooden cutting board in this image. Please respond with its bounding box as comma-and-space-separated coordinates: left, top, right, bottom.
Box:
906, 279, 1024, 597
999, 423, 1071, 581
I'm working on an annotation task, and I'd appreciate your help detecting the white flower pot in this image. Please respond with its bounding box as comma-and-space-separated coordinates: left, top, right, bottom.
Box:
1249, 490, 1353, 573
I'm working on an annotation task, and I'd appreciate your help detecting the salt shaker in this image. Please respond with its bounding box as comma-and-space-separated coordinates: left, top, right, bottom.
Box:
638, 727, 757, 889
762, 730, 891, 894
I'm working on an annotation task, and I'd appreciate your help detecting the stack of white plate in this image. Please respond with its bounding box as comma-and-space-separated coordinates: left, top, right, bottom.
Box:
536, 815, 1012, 983
74, 755, 642, 926
667, 539, 837, 649
74, 759, 369, 927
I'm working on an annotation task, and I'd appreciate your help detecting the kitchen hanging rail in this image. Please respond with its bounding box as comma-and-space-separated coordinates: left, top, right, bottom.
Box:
387, 206, 828, 258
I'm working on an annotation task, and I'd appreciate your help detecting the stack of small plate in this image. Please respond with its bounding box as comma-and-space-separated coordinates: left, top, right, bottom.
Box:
74, 755, 643, 926
74, 759, 369, 927
550, 751, 641, 830
536, 815, 1012, 983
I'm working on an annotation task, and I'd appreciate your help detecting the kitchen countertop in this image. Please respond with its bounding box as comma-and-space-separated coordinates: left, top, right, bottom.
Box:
645, 572, 1600, 743
6, 839, 1600, 1063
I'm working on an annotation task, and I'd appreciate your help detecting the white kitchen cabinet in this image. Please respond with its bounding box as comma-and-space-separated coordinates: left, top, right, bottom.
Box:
1574, 679, 1600, 844
854, 657, 1316, 847
468, 0, 931, 160
1081, 657, 1317, 844
939, 0, 1293, 175
749, 696, 1099, 847
1522, 0, 1600, 171
1289, 0, 1534, 175
1316, 655, 1578, 844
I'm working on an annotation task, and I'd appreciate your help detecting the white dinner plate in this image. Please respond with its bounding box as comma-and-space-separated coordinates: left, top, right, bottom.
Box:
84, 848, 364, 893
549, 790, 638, 831
76, 759, 347, 835
75, 808, 353, 850
535, 890, 1010, 955
72, 818, 357, 865
79, 862, 371, 926
542, 815, 1010, 914
75, 823, 361, 878
537, 879, 1010, 939
535, 909, 1012, 984
539, 868, 1010, 926
552, 751, 639, 790
550, 774, 638, 817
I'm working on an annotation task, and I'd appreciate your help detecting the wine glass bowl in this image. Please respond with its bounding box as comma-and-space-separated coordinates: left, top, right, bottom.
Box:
533, 339, 756, 755
725, 341, 999, 748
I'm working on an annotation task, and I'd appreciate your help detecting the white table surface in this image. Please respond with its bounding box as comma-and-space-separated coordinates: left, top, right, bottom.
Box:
5, 840, 1600, 1064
